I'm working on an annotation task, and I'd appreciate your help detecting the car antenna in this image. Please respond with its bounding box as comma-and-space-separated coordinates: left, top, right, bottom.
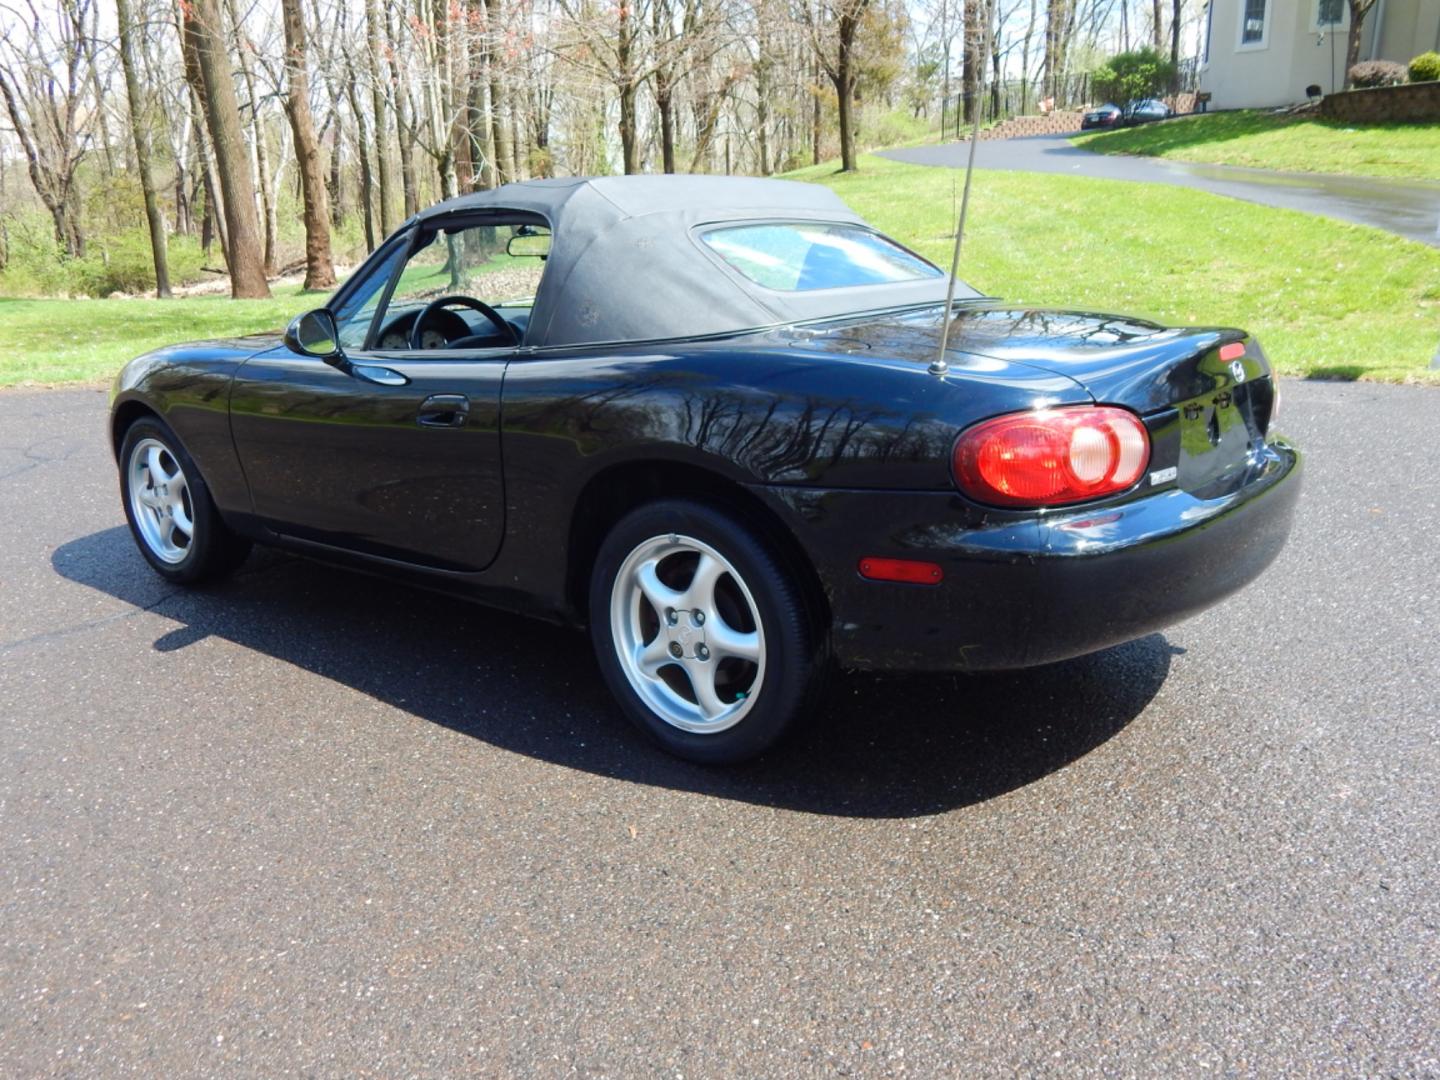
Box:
931, 0, 995, 378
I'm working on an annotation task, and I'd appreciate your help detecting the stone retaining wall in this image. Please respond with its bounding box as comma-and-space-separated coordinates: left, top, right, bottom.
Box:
1319, 82, 1440, 123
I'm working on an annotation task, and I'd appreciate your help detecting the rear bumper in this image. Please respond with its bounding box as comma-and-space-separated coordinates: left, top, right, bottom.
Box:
757, 439, 1301, 672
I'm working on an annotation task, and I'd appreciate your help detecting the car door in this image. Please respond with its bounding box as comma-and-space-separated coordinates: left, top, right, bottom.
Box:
228, 216, 546, 572
228, 346, 508, 572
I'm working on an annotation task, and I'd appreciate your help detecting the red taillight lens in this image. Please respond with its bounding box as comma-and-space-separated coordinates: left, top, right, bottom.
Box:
952, 406, 1151, 508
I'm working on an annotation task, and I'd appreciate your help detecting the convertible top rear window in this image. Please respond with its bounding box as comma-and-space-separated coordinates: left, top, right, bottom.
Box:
701, 223, 942, 292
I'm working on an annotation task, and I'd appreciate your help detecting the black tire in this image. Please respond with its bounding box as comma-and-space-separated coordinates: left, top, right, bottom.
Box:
588, 499, 821, 764
118, 417, 251, 584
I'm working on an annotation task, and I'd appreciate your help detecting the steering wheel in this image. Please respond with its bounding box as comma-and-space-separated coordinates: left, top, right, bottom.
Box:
409, 295, 519, 350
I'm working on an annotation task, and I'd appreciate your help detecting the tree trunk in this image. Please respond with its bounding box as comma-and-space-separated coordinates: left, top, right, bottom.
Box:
347, 77, 378, 250
1151, 0, 1164, 50
1021, 0, 1036, 113
228, 0, 278, 275
615, 0, 640, 175
963, 0, 981, 122
364, 0, 394, 234
327, 114, 345, 227
1169, 0, 1181, 68
812, 55, 821, 166
384, 0, 421, 214
116, 0, 172, 297
184, 0, 269, 297
832, 7, 860, 172
656, 79, 677, 173
492, 82, 515, 183
280, 0, 336, 290
510, 105, 527, 180
186, 81, 229, 264
178, 1, 229, 268
1343, 0, 1379, 86
618, 81, 639, 174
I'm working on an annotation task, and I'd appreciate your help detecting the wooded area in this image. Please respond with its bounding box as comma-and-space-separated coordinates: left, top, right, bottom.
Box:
0, 0, 1209, 298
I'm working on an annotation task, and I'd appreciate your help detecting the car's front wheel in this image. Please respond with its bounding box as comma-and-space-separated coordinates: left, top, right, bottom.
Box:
589, 500, 820, 764
118, 417, 251, 584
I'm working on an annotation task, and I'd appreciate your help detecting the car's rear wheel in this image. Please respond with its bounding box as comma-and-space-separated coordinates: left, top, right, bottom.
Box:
119, 418, 251, 584
589, 500, 819, 764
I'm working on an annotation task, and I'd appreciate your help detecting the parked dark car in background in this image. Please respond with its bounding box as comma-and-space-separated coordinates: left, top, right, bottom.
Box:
1123, 98, 1176, 124
1081, 102, 1123, 129
109, 176, 1300, 764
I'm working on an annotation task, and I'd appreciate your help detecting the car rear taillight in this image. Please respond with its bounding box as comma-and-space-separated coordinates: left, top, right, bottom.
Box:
952, 405, 1151, 508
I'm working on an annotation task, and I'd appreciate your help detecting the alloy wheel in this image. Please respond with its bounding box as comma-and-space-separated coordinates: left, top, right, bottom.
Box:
127, 437, 195, 565
609, 533, 766, 734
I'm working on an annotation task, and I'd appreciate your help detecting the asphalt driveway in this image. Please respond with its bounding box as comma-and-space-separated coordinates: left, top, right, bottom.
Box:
1, 382, 1437, 1076
883, 133, 1440, 248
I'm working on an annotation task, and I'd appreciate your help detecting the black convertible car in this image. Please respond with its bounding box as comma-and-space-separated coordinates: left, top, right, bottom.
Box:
111, 176, 1299, 763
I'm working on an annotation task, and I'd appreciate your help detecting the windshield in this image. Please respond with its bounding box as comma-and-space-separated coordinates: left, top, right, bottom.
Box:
701, 223, 943, 292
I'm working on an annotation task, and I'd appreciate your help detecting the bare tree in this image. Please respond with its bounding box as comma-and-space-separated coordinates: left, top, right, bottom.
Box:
115, 0, 171, 296
0, 0, 95, 258
228, 0, 279, 275
1343, 0, 1381, 86
182, 0, 270, 297
1043, 0, 1073, 102
1169, 0, 1181, 68
363, 0, 395, 231
281, 0, 336, 289
801, 0, 875, 172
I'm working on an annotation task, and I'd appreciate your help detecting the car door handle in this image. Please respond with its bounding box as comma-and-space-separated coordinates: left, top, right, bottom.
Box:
417, 394, 470, 428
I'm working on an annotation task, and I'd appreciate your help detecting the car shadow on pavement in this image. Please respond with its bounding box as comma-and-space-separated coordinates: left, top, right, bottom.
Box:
53, 528, 1178, 819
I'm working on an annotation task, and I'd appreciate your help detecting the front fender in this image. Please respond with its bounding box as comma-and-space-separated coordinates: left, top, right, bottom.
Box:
108, 336, 279, 515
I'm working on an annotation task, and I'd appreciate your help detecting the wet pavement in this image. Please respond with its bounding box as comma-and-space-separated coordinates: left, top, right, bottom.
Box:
884, 133, 1440, 247
2, 383, 1439, 1075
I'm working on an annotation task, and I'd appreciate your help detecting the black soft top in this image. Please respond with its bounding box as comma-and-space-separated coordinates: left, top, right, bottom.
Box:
414, 175, 972, 348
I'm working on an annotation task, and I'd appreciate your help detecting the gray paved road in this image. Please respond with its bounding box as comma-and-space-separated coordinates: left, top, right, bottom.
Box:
2, 383, 1438, 1076
883, 134, 1440, 248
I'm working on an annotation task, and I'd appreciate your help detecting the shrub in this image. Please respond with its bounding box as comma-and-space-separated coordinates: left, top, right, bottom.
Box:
1092, 48, 1177, 104
1348, 60, 1407, 88
0, 218, 209, 298
1409, 52, 1440, 83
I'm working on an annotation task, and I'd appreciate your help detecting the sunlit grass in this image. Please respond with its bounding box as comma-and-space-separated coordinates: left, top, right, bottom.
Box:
790, 155, 1440, 384
4, 155, 1438, 388
1, 287, 317, 387
1072, 110, 1440, 181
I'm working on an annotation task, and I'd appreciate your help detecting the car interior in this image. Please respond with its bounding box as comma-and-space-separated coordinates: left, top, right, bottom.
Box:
367, 219, 550, 353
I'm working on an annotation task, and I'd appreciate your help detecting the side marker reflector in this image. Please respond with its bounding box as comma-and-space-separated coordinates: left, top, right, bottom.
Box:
858, 558, 944, 585
1219, 342, 1246, 362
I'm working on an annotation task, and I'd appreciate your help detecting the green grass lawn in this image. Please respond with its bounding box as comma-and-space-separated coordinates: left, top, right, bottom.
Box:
1072, 110, 1440, 180
4, 155, 1438, 388
0, 287, 317, 387
789, 155, 1439, 384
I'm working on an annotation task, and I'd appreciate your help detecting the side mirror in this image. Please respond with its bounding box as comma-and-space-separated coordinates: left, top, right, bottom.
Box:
284, 309, 342, 361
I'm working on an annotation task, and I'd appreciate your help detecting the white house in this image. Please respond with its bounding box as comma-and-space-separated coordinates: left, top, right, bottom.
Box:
1198, 0, 1440, 109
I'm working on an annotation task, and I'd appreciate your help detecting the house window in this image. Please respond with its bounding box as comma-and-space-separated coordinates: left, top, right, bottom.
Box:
1241, 0, 1267, 45
1310, 0, 1348, 31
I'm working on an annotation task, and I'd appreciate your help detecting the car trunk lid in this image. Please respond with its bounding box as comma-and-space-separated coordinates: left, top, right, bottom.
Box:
795, 305, 1278, 497
938, 307, 1277, 497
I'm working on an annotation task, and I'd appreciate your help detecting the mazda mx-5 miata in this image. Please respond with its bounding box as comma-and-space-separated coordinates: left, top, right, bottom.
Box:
110, 176, 1300, 763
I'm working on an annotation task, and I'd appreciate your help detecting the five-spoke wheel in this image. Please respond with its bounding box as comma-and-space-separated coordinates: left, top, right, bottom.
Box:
118, 417, 250, 583
127, 437, 195, 564
610, 534, 766, 734
590, 499, 821, 763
